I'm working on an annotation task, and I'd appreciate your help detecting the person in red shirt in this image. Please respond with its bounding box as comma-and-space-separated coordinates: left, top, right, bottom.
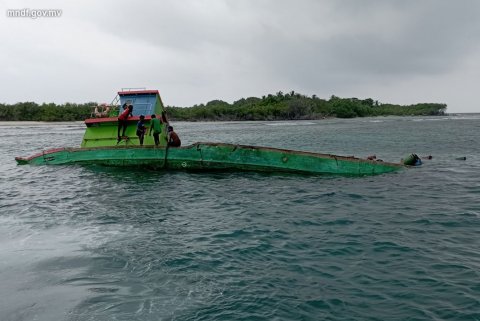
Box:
167, 126, 181, 147
117, 105, 133, 142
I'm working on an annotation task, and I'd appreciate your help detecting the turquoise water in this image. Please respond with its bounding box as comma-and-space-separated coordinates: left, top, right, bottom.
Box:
0, 116, 479, 321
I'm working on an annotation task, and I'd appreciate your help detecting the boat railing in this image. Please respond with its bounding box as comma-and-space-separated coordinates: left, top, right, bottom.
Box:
121, 87, 146, 91
110, 94, 120, 107
90, 89, 153, 118
109, 94, 121, 117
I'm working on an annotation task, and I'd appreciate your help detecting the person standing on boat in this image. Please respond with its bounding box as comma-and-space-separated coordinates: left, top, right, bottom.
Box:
117, 105, 133, 142
136, 115, 147, 146
167, 126, 181, 147
149, 114, 162, 146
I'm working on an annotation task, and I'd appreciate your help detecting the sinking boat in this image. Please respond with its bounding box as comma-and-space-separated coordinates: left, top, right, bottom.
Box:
15, 90, 404, 175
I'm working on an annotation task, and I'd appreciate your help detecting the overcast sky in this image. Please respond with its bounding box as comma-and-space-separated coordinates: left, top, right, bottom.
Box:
1, 0, 479, 112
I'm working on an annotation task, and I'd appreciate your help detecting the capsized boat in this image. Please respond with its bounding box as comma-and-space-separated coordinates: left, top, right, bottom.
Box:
15, 90, 404, 175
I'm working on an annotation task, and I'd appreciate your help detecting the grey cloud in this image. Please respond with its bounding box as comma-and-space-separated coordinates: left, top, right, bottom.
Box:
1, 0, 480, 111
87, 1, 480, 80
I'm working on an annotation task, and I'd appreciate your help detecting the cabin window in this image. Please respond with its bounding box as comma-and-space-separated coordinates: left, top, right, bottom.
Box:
119, 94, 157, 116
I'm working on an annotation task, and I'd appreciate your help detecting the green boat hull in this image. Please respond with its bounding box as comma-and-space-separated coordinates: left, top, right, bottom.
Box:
15, 142, 403, 175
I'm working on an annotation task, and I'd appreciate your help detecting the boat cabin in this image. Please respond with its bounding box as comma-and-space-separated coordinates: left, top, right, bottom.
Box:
81, 89, 168, 148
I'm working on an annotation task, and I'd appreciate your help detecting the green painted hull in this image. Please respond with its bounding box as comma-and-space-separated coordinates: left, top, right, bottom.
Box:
15, 142, 403, 175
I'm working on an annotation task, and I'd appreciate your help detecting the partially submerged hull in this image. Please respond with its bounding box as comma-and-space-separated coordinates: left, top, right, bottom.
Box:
15, 142, 403, 175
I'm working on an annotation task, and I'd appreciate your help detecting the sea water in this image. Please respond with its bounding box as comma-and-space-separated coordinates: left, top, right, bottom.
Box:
0, 116, 479, 321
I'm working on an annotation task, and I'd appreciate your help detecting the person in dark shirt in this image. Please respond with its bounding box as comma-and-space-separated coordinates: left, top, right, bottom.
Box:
117, 105, 133, 142
167, 126, 181, 147
136, 115, 147, 146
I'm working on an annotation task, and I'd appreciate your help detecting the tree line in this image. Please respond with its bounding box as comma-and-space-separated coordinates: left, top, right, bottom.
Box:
0, 91, 446, 121
0, 102, 94, 121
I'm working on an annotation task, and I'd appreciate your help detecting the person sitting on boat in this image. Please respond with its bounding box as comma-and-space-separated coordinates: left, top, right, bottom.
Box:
136, 115, 147, 146
167, 126, 181, 147
94, 105, 110, 118
102, 106, 110, 117
117, 105, 133, 143
149, 114, 162, 146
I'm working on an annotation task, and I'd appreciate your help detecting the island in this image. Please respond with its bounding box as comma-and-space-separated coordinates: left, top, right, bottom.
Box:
0, 91, 446, 122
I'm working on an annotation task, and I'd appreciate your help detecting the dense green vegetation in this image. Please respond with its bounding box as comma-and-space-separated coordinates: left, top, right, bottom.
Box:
0, 102, 93, 121
166, 92, 446, 121
0, 92, 446, 121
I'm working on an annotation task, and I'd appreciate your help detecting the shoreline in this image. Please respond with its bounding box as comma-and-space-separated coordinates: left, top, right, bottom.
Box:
1, 114, 477, 125
0, 121, 85, 126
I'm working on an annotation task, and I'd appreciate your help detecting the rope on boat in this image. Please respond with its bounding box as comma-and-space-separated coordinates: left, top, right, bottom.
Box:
163, 145, 169, 169
199, 145, 204, 167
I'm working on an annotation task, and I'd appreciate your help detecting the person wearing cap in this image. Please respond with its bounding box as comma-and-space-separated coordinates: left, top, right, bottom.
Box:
167, 126, 181, 147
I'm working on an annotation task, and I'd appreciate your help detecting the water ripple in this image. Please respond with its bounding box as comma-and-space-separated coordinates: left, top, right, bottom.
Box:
1, 119, 480, 320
